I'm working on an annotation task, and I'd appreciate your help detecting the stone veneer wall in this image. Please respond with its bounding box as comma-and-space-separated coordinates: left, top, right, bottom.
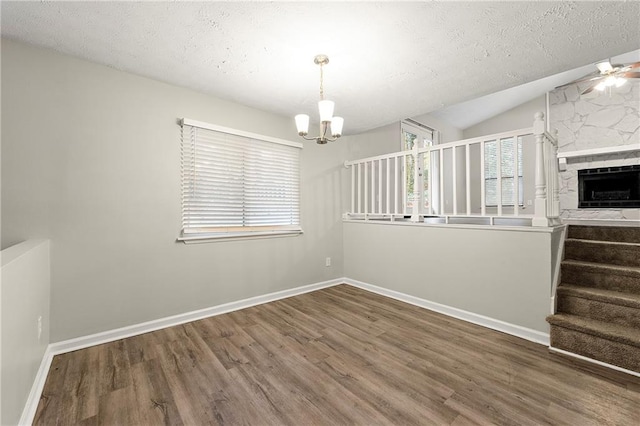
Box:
549, 80, 640, 221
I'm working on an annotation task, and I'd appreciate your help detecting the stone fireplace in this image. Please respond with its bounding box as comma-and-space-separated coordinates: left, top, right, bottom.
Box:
550, 79, 640, 222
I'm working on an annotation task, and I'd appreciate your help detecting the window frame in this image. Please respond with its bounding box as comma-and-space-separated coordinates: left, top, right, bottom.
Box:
401, 119, 436, 151
178, 118, 303, 243
401, 120, 437, 212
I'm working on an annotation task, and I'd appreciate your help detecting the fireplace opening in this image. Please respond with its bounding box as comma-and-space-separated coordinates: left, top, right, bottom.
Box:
578, 165, 640, 208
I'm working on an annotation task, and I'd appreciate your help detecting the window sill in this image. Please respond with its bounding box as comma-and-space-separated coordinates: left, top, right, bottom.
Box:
177, 230, 303, 244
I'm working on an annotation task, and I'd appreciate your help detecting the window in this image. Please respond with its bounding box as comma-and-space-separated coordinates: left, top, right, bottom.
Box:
484, 137, 523, 206
401, 120, 437, 212
401, 120, 435, 151
179, 119, 303, 242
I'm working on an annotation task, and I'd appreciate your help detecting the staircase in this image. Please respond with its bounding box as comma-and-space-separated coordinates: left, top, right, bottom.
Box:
547, 225, 640, 373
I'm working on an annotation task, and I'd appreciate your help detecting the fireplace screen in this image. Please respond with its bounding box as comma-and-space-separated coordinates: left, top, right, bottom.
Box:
578, 165, 640, 208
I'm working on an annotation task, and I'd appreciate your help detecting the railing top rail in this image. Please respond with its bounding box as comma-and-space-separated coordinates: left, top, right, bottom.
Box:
344, 127, 535, 167
344, 149, 413, 166
543, 130, 558, 144
418, 127, 534, 153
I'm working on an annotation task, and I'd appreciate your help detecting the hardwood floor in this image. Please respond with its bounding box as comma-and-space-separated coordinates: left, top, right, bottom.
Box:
35, 284, 640, 425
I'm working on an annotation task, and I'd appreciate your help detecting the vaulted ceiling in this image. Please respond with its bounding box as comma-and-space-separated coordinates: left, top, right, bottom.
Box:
2, 1, 639, 134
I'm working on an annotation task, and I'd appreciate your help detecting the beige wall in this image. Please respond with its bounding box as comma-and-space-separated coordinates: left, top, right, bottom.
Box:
1, 39, 346, 342
463, 96, 546, 139
411, 112, 464, 143
1, 240, 51, 426
344, 112, 464, 162
343, 222, 553, 333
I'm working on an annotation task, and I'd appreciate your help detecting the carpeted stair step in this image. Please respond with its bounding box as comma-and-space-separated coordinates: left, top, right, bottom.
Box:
564, 238, 640, 267
568, 225, 640, 243
547, 313, 640, 372
556, 284, 640, 328
561, 260, 640, 294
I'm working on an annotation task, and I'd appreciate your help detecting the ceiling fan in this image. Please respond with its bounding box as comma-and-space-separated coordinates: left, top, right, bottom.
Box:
556, 60, 640, 95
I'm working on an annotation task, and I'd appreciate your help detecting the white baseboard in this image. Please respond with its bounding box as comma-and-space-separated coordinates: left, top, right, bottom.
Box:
21, 276, 558, 424
343, 278, 550, 346
24, 275, 640, 426
549, 346, 640, 378
18, 347, 54, 426
49, 278, 344, 355
19, 278, 343, 425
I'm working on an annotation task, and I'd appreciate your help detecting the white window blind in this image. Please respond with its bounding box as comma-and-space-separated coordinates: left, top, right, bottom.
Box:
179, 119, 303, 242
484, 137, 523, 206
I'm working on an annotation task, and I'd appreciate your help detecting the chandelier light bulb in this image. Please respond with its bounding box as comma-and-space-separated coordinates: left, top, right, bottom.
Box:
318, 100, 335, 122
331, 117, 344, 137
295, 114, 310, 136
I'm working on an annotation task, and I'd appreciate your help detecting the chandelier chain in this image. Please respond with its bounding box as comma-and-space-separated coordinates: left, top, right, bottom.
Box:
319, 63, 324, 101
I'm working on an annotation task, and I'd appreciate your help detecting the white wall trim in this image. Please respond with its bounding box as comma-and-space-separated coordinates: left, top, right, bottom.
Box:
549, 346, 640, 378
21, 276, 640, 425
343, 277, 550, 346
18, 278, 343, 425
558, 144, 640, 160
49, 278, 343, 355
343, 218, 560, 233
20, 276, 563, 424
18, 347, 54, 426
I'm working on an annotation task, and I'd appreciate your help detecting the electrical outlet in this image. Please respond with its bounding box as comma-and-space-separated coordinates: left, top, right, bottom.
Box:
37, 316, 43, 341
527, 199, 532, 206
325, 257, 331, 267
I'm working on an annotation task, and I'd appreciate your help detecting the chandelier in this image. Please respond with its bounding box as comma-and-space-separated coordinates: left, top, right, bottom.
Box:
295, 55, 344, 144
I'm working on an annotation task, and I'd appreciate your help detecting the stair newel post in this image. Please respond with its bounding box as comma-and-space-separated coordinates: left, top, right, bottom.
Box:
532, 112, 550, 227
410, 144, 422, 222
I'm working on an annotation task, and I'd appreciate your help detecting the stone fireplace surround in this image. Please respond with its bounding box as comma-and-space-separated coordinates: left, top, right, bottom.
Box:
550, 79, 640, 223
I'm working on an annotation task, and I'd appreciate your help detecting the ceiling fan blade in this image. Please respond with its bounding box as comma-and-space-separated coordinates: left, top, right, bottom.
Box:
580, 88, 600, 99
596, 60, 613, 73
581, 85, 596, 95
620, 71, 640, 79
615, 62, 640, 73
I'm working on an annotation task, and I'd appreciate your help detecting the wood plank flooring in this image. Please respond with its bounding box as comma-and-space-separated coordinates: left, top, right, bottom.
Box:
34, 285, 640, 425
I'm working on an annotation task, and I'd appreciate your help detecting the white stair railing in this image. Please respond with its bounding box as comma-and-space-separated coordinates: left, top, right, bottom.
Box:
344, 112, 560, 226
532, 112, 561, 226
345, 150, 413, 221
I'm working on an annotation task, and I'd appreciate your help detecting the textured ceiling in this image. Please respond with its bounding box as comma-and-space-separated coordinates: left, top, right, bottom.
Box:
431, 49, 640, 130
2, 1, 639, 134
